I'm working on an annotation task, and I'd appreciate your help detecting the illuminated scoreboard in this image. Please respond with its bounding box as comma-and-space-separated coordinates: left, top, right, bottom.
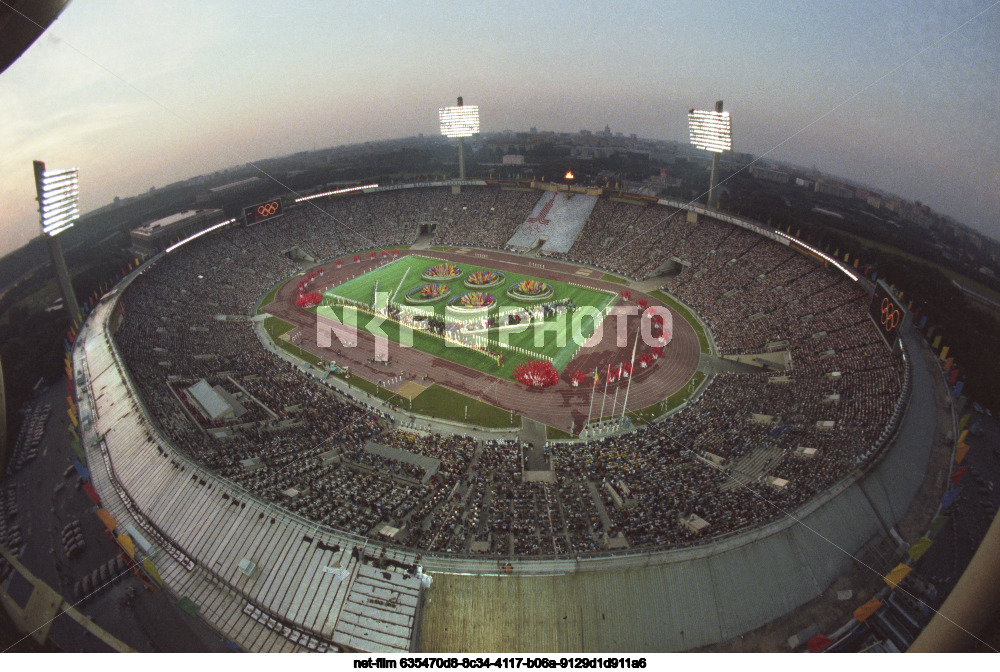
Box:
868, 280, 906, 350
243, 198, 283, 225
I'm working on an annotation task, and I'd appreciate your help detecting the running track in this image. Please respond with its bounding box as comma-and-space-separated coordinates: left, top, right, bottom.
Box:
264, 249, 700, 433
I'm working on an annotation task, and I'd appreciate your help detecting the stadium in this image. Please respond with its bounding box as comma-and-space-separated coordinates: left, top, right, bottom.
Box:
63, 178, 940, 652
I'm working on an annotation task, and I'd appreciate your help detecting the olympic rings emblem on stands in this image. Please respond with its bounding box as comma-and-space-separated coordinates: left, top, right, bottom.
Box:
881, 297, 900, 332
257, 201, 279, 217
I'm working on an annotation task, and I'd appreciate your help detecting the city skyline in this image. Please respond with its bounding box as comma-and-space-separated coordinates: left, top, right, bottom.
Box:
0, 0, 997, 258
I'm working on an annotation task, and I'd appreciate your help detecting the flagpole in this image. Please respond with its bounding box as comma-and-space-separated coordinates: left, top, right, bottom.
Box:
586, 368, 598, 433
598, 362, 610, 430
620, 325, 641, 422
611, 378, 620, 422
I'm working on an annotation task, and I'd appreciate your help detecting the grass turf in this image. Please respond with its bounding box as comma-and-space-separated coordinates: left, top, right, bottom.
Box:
408, 384, 519, 427
257, 283, 281, 314
600, 272, 630, 285
333, 376, 519, 428
263, 316, 325, 365
545, 425, 575, 440
319, 255, 616, 377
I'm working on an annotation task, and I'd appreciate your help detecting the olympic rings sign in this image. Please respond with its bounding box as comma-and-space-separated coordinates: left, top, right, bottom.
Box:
244, 199, 282, 224
880, 297, 900, 332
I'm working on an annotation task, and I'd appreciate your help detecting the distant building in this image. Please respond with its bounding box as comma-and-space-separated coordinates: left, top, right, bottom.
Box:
130, 209, 223, 254
749, 165, 790, 184
795, 177, 814, 189
650, 168, 682, 188
195, 176, 263, 204
814, 179, 854, 199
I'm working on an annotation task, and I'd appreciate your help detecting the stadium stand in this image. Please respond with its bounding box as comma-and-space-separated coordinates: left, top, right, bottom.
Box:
505, 192, 598, 254
104, 185, 905, 558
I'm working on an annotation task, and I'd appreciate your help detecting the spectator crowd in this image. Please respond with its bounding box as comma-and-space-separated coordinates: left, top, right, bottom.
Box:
111, 185, 904, 557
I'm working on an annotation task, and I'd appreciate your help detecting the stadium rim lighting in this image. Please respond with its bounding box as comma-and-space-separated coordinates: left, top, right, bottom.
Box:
296, 184, 379, 202
38, 166, 80, 237
165, 218, 236, 253
688, 109, 732, 153
774, 230, 859, 282
439, 105, 480, 138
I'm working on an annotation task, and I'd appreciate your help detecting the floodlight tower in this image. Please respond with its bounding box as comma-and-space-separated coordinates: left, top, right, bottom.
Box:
688, 100, 732, 209
33, 160, 81, 322
439, 96, 480, 191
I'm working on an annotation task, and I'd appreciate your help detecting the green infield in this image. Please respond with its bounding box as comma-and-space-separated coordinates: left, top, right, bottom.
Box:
600, 272, 630, 285
545, 425, 575, 440
317, 255, 618, 378
408, 384, 519, 427
264, 316, 324, 365
333, 376, 519, 427
257, 283, 282, 314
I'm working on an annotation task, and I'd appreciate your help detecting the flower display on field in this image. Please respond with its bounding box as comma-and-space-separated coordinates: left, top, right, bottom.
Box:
464, 269, 505, 289
456, 292, 495, 307
423, 263, 462, 278
506, 279, 554, 301
516, 280, 548, 295
420, 284, 448, 298
467, 271, 498, 285
405, 283, 451, 304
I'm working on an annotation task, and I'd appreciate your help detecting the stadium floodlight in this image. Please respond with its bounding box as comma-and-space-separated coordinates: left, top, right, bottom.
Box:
439, 96, 479, 184
688, 100, 732, 208
688, 107, 732, 153
439, 98, 480, 138
35, 163, 80, 237
33, 160, 82, 321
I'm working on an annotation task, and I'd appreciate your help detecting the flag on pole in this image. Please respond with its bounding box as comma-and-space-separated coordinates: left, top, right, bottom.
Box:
620, 326, 640, 420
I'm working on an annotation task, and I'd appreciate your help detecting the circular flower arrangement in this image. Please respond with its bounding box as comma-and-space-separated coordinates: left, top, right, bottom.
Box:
404, 283, 451, 304
448, 291, 497, 312
421, 263, 463, 281
506, 279, 554, 302
464, 270, 505, 289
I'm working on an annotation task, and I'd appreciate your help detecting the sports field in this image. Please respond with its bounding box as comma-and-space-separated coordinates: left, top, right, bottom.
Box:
316, 255, 617, 379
